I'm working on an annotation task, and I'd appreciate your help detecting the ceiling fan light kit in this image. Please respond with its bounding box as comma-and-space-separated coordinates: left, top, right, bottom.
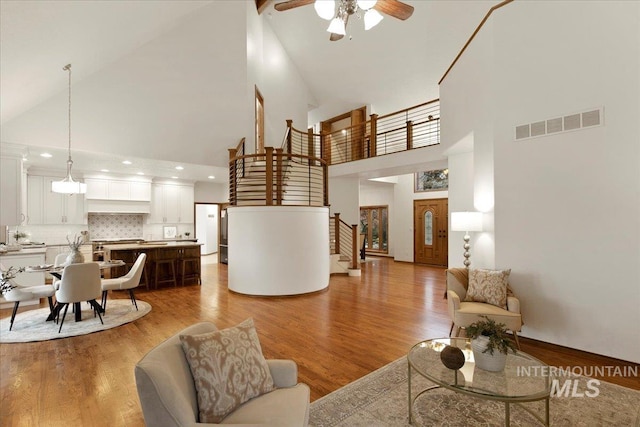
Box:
274, 0, 414, 41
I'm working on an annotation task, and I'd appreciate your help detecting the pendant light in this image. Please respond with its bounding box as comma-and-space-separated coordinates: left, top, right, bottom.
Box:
52, 64, 86, 194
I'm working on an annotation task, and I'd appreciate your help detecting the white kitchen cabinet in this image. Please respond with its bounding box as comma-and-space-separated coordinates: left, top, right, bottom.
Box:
179, 185, 194, 223
0, 156, 25, 226
149, 183, 194, 224
130, 181, 151, 201
27, 175, 86, 225
85, 178, 151, 201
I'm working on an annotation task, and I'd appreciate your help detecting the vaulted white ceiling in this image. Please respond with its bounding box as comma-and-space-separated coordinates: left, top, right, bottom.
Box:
0, 0, 498, 182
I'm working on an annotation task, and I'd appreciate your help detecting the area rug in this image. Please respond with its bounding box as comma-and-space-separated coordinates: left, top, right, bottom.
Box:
0, 300, 151, 343
309, 356, 640, 426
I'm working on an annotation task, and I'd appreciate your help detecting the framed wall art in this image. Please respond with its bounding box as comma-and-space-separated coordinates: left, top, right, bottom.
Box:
163, 226, 177, 239
415, 169, 449, 192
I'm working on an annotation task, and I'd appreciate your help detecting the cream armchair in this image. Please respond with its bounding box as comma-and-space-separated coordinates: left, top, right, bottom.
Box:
446, 268, 522, 349
135, 322, 310, 426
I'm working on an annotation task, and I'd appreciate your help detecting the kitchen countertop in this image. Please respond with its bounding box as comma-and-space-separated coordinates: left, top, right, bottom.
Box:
102, 241, 202, 250
0, 247, 47, 256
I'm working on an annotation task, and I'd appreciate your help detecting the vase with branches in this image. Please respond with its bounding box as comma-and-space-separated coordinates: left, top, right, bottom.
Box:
65, 234, 85, 265
0, 266, 25, 294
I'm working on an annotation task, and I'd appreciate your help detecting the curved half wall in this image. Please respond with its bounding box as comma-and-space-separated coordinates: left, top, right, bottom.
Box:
228, 206, 330, 296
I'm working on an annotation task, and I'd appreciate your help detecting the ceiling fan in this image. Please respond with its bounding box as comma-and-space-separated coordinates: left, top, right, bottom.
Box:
274, 0, 414, 41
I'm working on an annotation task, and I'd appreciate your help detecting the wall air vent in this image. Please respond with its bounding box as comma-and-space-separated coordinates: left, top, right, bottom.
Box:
514, 107, 604, 141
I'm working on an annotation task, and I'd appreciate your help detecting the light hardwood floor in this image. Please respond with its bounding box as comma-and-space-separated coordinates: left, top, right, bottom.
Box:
1, 257, 637, 426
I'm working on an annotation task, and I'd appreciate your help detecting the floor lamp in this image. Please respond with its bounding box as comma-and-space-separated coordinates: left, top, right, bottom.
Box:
451, 211, 483, 268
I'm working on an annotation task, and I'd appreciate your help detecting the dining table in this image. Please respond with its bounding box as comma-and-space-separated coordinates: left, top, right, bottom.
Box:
26, 260, 125, 322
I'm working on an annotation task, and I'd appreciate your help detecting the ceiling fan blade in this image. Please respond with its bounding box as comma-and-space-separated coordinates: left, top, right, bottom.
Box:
274, 0, 315, 12
374, 0, 414, 20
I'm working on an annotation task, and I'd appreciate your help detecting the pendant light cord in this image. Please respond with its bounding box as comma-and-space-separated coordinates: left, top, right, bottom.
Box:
63, 64, 73, 169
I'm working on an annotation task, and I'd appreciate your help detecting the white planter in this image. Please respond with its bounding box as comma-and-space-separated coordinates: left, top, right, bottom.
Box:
471, 335, 507, 372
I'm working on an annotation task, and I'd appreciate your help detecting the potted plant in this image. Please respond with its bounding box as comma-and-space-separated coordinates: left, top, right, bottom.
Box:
466, 315, 517, 372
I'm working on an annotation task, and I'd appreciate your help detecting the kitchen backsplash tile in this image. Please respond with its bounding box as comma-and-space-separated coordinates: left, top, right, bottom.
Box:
89, 214, 144, 240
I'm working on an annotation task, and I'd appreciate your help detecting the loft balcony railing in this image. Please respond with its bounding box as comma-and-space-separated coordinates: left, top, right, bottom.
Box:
285, 98, 440, 166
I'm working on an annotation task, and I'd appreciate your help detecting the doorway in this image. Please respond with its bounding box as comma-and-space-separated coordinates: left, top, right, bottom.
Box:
255, 86, 264, 154
194, 203, 219, 256
414, 198, 448, 267
360, 205, 388, 254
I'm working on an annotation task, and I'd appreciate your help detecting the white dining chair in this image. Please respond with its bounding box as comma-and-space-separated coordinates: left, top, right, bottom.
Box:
101, 253, 146, 311
54, 262, 103, 333
1, 263, 56, 331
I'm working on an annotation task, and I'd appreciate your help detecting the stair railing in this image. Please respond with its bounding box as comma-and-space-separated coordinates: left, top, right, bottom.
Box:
284, 98, 440, 166
330, 213, 359, 270
229, 145, 328, 207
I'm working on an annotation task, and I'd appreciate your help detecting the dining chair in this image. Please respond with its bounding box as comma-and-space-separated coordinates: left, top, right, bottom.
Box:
54, 262, 103, 333
1, 263, 56, 331
101, 253, 146, 311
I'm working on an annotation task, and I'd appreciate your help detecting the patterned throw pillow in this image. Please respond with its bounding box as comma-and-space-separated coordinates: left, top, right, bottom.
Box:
179, 318, 275, 423
465, 269, 511, 308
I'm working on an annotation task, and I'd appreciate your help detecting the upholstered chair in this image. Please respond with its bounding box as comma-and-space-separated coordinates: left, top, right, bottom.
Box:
446, 268, 522, 349
100, 253, 146, 311
135, 321, 310, 426
1, 263, 55, 331
54, 262, 103, 333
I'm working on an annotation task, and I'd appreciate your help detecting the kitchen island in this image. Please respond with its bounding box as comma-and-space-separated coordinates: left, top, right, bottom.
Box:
103, 241, 202, 288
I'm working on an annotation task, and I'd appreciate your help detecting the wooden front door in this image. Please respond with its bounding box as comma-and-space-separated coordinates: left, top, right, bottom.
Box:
414, 198, 448, 267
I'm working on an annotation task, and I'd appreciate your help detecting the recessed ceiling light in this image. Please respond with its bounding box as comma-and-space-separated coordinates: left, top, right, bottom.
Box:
175, 166, 184, 170
100, 169, 109, 173
171, 176, 179, 179
40, 152, 53, 158
122, 160, 132, 165
208, 175, 215, 179
137, 172, 144, 175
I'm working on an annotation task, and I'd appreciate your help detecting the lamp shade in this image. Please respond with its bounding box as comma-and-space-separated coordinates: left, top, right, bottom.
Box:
364, 8, 383, 30
314, 0, 335, 20
327, 17, 346, 35
52, 177, 87, 194
451, 211, 483, 232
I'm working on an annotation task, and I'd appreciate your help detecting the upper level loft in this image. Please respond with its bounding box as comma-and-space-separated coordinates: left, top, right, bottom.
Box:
228, 98, 440, 208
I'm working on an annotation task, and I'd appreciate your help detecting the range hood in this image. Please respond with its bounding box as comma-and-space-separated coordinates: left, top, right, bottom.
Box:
87, 200, 150, 214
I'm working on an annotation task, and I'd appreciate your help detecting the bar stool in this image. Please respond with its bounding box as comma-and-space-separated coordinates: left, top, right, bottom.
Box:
154, 259, 177, 288
179, 257, 201, 286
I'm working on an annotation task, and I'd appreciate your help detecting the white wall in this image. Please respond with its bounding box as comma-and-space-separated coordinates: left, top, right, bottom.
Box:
328, 177, 360, 226
228, 206, 329, 295
440, 1, 640, 362
246, 5, 312, 153
194, 181, 228, 203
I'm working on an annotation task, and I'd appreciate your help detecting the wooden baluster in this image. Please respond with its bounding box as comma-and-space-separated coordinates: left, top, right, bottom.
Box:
275, 148, 283, 205
334, 213, 341, 255
265, 147, 273, 206
286, 119, 293, 154
228, 148, 237, 205
369, 113, 378, 158
351, 224, 359, 270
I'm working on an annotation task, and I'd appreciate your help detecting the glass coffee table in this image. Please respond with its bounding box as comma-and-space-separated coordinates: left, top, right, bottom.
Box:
408, 338, 550, 426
